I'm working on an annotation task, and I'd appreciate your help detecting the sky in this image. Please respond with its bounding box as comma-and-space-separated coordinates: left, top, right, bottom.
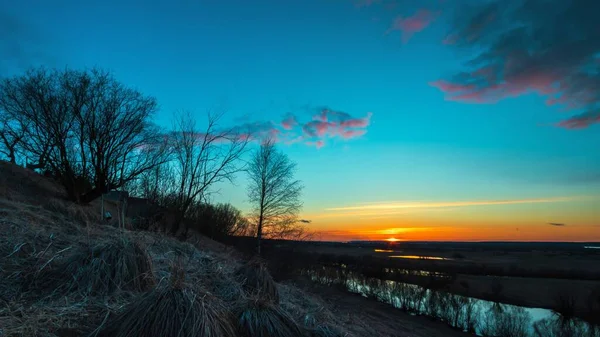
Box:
1, 0, 599, 242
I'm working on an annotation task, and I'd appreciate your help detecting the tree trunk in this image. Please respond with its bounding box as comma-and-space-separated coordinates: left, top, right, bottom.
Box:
257, 212, 264, 255
79, 186, 105, 204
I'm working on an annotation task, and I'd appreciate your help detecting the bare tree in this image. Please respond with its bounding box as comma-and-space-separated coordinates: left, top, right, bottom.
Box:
124, 160, 177, 205
0, 108, 28, 163
168, 110, 249, 235
0, 67, 169, 202
247, 138, 303, 254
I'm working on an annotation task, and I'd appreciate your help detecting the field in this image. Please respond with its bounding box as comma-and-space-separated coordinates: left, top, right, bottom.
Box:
235, 238, 600, 324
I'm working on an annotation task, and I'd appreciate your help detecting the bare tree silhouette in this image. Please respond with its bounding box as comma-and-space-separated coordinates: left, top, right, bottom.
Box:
0, 67, 169, 202
247, 138, 303, 254
168, 110, 249, 235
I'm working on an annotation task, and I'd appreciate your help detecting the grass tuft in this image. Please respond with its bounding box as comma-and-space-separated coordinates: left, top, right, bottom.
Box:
235, 258, 279, 303
307, 324, 347, 337
236, 298, 304, 337
97, 286, 237, 337
29, 235, 155, 297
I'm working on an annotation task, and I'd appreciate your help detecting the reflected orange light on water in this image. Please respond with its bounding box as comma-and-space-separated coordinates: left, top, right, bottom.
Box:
389, 255, 450, 260
373, 249, 394, 253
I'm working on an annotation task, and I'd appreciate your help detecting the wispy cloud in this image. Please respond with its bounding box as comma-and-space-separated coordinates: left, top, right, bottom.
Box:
289, 107, 372, 148
312, 207, 455, 219
305, 140, 325, 149
326, 197, 575, 212
225, 106, 371, 149
386, 9, 439, 43
432, 0, 600, 129
281, 114, 298, 130
354, 227, 432, 236
548, 222, 567, 227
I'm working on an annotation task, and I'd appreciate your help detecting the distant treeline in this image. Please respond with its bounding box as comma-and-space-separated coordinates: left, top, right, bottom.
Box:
226, 237, 600, 282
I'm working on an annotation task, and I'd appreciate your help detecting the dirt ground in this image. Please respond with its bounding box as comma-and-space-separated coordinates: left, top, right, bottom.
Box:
293, 280, 470, 337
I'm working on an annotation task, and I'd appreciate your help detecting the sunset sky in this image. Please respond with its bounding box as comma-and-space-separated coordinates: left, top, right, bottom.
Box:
2, 0, 599, 241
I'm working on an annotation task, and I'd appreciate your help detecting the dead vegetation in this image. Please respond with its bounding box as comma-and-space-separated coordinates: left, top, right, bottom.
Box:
28, 236, 156, 298
0, 161, 349, 337
236, 298, 304, 337
97, 286, 237, 337
235, 258, 280, 304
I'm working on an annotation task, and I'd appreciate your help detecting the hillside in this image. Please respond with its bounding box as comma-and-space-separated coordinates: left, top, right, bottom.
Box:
0, 161, 468, 337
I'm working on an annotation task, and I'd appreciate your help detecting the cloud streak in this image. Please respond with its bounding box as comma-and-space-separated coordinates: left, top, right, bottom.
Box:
548, 223, 567, 227
291, 107, 372, 148
224, 107, 371, 149
281, 114, 298, 130
432, 0, 600, 128
387, 9, 439, 43
325, 197, 575, 212
355, 227, 432, 236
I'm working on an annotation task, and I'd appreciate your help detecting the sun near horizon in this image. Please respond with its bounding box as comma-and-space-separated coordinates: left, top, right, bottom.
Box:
4, 0, 599, 243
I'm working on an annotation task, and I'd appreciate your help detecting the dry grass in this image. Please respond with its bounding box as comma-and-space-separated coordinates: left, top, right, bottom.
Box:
308, 325, 348, 337
42, 198, 97, 226
235, 258, 280, 304
28, 235, 155, 298
0, 161, 65, 204
279, 284, 335, 326
96, 285, 237, 337
0, 162, 351, 337
236, 298, 304, 337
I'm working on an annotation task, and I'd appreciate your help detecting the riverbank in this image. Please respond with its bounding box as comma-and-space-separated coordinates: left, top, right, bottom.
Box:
289, 278, 472, 337
302, 266, 600, 337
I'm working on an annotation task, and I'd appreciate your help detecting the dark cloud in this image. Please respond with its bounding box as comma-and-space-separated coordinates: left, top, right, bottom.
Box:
548, 223, 567, 227
299, 219, 312, 223
433, 0, 600, 128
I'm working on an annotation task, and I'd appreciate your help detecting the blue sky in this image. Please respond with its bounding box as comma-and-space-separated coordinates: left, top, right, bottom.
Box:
2, 0, 599, 240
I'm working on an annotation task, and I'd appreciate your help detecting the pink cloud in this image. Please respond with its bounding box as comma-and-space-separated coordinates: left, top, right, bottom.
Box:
340, 129, 367, 139
429, 80, 476, 94
306, 140, 325, 149
557, 111, 600, 129
340, 112, 372, 128
436, 1, 600, 128
387, 9, 438, 43
301, 108, 372, 143
281, 115, 298, 130
232, 108, 372, 149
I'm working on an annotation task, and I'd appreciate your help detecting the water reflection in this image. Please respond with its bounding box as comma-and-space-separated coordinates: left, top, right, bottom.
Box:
374, 249, 395, 253
383, 267, 449, 278
389, 255, 450, 260
303, 267, 599, 337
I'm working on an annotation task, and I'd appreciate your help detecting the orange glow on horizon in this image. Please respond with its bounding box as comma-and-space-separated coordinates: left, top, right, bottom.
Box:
303, 195, 600, 242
